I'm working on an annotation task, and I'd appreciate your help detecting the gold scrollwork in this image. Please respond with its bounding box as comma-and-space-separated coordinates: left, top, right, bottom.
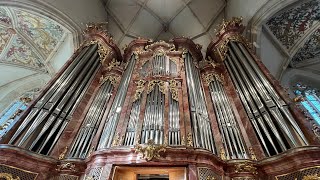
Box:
99, 75, 120, 86
133, 80, 146, 102
90, 40, 111, 65
58, 146, 68, 160
302, 174, 320, 180
147, 80, 166, 94
216, 17, 243, 36
181, 135, 186, 146
134, 139, 167, 161
187, 133, 193, 147
112, 133, 120, 147
0, 173, 20, 180
153, 49, 166, 57
169, 80, 179, 101
234, 162, 257, 175
106, 58, 121, 71
249, 147, 257, 161
202, 73, 224, 86
206, 176, 217, 180
56, 162, 76, 172
214, 34, 252, 61
220, 146, 227, 161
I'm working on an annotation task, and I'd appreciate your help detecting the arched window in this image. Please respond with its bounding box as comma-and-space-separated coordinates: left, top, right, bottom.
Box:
293, 83, 320, 124
0, 88, 40, 137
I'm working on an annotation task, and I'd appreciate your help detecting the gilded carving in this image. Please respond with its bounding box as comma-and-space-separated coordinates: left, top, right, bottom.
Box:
56, 162, 76, 172
216, 17, 243, 36
220, 146, 227, 160
206, 176, 216, 180
20, 97, 32, 103
234, 162, 257, 175
134, 139, 167, 161
112, 133, 120, 147
99, 75, 120, 86
106, 58, 121, 71
187, 133, 193, 147
90, 40, 111, 65
133, 80, 146, 102
169, 79, 179, 101
202, 73, 224, 86
249, 147, 257, 161
147, 80, 166, 94
58, 146, 68, 160
302, 174, 320, 180
87, 146, 95, 157
0, 173, 20, 180
181, 135, 186, 146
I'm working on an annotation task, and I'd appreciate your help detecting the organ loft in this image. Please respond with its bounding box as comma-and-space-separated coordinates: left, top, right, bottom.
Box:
0, 16, 320, 180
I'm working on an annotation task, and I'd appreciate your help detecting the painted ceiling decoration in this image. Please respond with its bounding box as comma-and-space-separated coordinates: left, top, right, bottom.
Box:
0, 6, 68, 72
266, 0, 320, 67
266, 0, 320, 50
291, 29, 320, 66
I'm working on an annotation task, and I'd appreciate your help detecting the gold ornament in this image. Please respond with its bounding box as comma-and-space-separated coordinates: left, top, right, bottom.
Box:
58, 146, 68, 160
181, 136, 186, 146
133, 80, 146, 102
112, 133, 120, 147
202, 73, 224, 86
169, 79, 179, 101
220, 146, 227, 160
302, 174, 320, 180
206, 176, 216, 180
56, 162, 76, 172
147, 80, 166, 94
0, 173, 20, 180
187, 133, 193, 147
99, 75, 120, 86
249, 147, 257, 161
106, 58, 121, 71
134, 139, 167, 161
216, 17, 243, 37
234, 161, 257, 175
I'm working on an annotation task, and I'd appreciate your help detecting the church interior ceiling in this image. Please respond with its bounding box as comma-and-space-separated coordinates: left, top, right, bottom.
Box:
266, 0, 320, 67
0, 6, 68, 73
104, 0, 226, 56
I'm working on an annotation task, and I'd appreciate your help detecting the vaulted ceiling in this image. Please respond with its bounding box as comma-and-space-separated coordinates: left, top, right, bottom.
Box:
104, 0, 226, 56
0, 6, 71, 87
266, 0, 320, 68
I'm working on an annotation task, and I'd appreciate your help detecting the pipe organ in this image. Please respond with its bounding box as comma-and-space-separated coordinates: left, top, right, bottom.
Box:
0, 19, 319, 180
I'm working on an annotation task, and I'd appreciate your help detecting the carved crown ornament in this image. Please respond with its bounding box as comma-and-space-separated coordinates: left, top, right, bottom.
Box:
215, 17, 244, 37
134, 139, 167, 161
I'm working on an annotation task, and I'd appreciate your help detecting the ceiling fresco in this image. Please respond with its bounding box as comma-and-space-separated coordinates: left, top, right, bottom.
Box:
266, 0, 320, 67
0, 6, 67, 72
291, 29, 320, 66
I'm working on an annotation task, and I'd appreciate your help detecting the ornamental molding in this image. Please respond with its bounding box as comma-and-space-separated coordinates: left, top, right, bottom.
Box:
106, 58, 121, 71
147, 80, 166, 94
56, 162, 76, 172
134, 139, 167, 161
168, 79, 179, 101
99, 74, 121, 86
133, 80, 146, 102
216, 17, 244, 37
202, 73, 224, 86
234, 161, 257, 175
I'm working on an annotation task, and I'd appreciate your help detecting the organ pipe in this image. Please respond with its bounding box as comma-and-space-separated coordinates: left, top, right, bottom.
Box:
97, 54, 137, 149
184, 52, 216, 153
206, 74, 247, 159
69, 80, 114, 158
8, 44, 99, 155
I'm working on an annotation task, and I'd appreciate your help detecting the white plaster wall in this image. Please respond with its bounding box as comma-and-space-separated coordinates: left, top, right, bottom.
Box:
43, 0, 108, 28
0, 73, 51, 112
226, 0, 268, 25
260, 30, 286, 78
